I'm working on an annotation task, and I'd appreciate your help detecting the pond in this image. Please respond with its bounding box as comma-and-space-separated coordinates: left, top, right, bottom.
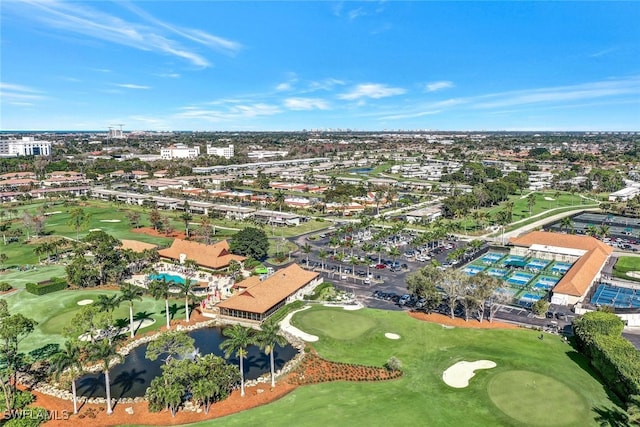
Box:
76, 326, 297, 399
349, 167, 373, 174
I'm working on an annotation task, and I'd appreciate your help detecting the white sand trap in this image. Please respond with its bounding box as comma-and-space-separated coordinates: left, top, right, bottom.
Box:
279, 305, 319, 342
322, 302, 364, 311
626, 271, 640, 279
544, 197, 554, 201
77, 299, 93, 306
100, 219, 122, 223
385, 332, 401, 340
89, 228, 101, 232
44, 211, 62, 216
443, 360, 497, 388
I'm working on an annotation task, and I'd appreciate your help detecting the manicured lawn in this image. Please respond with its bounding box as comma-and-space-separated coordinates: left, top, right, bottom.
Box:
612, 255, 640, 282
180, 306, 618, 427
0, 265, 66, 288
1, 289, 183, 353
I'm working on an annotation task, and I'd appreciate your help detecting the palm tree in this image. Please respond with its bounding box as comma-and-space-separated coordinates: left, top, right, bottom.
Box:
179, 278, 198, 322
318, 249, 328, 271
49, 340, 83, 414
149, 279, 172, 330
560, 216, 574, 234
67, 207, 88, 241
88, 340, 122, 415
180, 210, 193, 238
119, 283, 144, 338
273, 190, 286, 212
95, 294, 121, 313
526, 193, 536, 217
300, 243, 312, 267
219, 324, 256, 397
255, 319, 288, 388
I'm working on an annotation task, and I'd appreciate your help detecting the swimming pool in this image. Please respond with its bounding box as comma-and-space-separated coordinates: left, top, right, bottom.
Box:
148, 273, 186, 285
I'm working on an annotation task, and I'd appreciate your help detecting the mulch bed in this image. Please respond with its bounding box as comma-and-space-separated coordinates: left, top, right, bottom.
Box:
131, 227, 186, 240
408, 311, 520, 329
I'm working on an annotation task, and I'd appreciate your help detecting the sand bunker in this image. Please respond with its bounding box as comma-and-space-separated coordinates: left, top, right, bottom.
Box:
443, 360, 497, 388
77, 299, 93, 306
100, 219, 122, 223
279, 306, 319, 342
89, 228, 101, 232
322, 302, 364, 311
384, 333, 401, 340
544, 197, 554, 201
626, 271, 640, 279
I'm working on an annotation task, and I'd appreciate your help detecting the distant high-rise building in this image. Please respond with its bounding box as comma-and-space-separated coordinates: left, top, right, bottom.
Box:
206, 144, 234, 159
0, 137, 52, 157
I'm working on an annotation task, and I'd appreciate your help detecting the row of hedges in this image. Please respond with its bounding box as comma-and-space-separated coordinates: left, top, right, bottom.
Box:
573, 311, 640, 402
25, 278, 68, 295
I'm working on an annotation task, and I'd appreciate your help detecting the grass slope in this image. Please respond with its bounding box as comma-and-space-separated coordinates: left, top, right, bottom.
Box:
183, 306, 618, 427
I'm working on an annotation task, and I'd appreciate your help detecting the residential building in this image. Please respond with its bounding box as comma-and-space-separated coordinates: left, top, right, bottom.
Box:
0, 137, 52, 157
160, 144, 200, 160
206, 144, 234, 159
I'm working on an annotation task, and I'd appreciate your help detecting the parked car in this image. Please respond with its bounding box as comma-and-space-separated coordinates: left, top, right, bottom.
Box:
375, 264, 387, 269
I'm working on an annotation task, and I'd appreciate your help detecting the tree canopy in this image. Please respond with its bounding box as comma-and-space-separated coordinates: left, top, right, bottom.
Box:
229, 227, 269, 260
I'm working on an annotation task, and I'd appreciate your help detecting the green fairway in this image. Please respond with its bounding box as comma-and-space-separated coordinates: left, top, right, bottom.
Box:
1, 289, 183, 353
612, 255, 640, 282
0, 265, 66, 288
488, 370, 587, 426
175, 306, 618, 427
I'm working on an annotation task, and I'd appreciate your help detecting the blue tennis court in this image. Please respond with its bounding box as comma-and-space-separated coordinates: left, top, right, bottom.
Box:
506, 272, 535, 287
526, 258, 550, 270
533, 276, 558, 290
464, 265, 486, 276
551, 262, 573, 273
519, 293, 542, 305
481, 252, 504, 263
486, 267, 508, 278
592, 284, 640, 308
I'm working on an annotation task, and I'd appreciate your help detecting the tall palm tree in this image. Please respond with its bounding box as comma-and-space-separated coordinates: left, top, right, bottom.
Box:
219, 324, 256, 397
119, 283, 144, 338
300, 243, 312, 267
559, 216, 574, 234
49, 340, 83, 414
526, 193, 536, 217
255, 319, 288, 388
149, 279, 172, 330
318, 249, 328, 271
179, 278, 198, 322
95, 294, 121, 313
88, 340, 122, 415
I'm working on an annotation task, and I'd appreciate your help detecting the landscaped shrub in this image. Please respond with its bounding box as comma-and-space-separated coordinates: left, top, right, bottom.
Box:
385, 356, 403, 372
573, 311, 640, 403
532, 299, 550, 316
269, 300, 305, 324
308, 282, 334, 300
0, 282, 13, 292
25, 278, 68, 295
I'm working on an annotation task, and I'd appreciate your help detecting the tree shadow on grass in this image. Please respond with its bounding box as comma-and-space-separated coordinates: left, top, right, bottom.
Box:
593, 405, 630, 427
163, 303, 182, 320
565, 350, 625, 406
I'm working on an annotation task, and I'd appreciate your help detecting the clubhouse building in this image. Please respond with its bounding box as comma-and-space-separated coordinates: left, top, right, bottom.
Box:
216, 263, 321, 322
509, 231, 613, 306
158, 239, 245, 270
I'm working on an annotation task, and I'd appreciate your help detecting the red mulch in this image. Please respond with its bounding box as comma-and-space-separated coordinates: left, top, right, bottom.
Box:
408, 311, 520, 329
287, 352, 401, 385
131, 227, 186, 240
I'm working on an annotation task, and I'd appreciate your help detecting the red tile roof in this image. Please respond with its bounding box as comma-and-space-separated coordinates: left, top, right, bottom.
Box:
158, 239, 245, 269
510, 231, 613, 297
217, 264, 319, 314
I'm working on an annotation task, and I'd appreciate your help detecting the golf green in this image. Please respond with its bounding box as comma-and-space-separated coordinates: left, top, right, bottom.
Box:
291, 309, 377, 340
487, 370, 588, 426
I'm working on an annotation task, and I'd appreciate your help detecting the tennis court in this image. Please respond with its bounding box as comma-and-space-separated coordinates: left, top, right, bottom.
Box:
550, 262, 573, 274
486, 267, 508, 278
481, 252, 504, 263
506, 272, 535, 287
526, 258, 550, 270
533, 276, 558, 291
591, 284, 640, 308
464, 265, 486, 275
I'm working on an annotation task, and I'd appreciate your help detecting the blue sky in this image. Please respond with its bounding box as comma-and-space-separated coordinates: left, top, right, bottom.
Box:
1, 1, 639, 131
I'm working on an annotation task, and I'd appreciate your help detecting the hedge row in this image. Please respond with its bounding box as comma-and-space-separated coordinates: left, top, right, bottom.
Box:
573, 311, 640, 402
25, 278, 68, 295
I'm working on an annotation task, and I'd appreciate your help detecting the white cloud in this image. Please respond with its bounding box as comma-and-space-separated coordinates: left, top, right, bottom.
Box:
11, 1, 242, 67
284, 98, 329, 110
473, 77, 640, 109
115, 83, 151, 90
155, 73, 181, 79
308, 78, 345, 92
338, 83, 406, 100
425, 81, 454, 92
174, 102, 281, 122
0, 82, 45, 102
276, 82, 293, 91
